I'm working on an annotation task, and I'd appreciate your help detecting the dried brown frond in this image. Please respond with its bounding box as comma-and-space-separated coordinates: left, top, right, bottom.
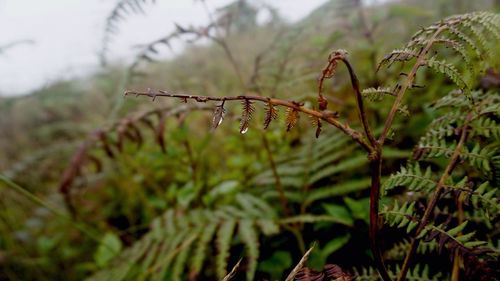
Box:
324, 264, 352, 281
294, 268, 324, 281
96, 129, 115, 158
212, 102, 226, 130
285, 107, 299, 132
317, 50, 348, 113
239, 99, 255, 134
310, 115, 322, 138
58, 104, 211, 215
263, 102, 278, 129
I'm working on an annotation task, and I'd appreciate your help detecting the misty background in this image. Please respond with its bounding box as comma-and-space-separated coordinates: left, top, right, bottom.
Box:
0, 0, 332, 96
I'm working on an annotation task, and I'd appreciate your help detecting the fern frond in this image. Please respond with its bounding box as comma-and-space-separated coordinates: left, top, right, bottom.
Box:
435, 39, 473, 72
448, 181, 499, 219
418, 222, 488, 255
170, 233, 197, 281
383, 162, 436, 195
471, 117, 500, 140
285, 107, 299, 131
463, 144, 498, 172
86, 193, 279, 281
431, 90, 470, 109
240, 100, 255, 134
216, 219, 237, 279
263, 102, 278, 129
382, 200, 419, 233
362, 87, 396, 101
414, 136, 455, 159
352, 266, 379, 281
212, 103, 226, 130
404, 264, 441, 281
100, 0, 156, 64
239, 220, 259, 281
377, 48, 419, 70
416, 138, 497, 172
460, 21, 489, 57
447, 26, 482, 59
425, 57, 469, 95
310, 115, 322, 138
467, 12, 500, 41
355, 262, 442, 281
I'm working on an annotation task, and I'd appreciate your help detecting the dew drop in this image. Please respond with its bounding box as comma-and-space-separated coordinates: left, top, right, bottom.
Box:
240, 127, 249, 134
218, 115, 224, 126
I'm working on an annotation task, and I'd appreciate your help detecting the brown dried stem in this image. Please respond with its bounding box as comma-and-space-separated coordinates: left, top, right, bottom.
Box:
341, 58, 377, 147
124, 89, 373, 152
317, 51, 376, 148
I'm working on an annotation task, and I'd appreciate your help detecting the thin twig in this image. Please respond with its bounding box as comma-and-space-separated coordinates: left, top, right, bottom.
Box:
262, 134, 290, 216
285, 245, 315, 281
222, 258, 243, 281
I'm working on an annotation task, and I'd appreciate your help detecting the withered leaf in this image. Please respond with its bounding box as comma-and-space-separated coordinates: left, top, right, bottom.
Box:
212, 103, 225, 130
240, 99, 255, 134
263, 102, 278, 129
286, 108, 299, 132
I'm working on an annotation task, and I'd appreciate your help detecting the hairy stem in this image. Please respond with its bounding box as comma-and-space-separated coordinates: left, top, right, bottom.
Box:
396, 113, 471, 281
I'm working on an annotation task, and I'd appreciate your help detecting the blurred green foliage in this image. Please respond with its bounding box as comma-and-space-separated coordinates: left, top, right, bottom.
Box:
0, 0, 498, 280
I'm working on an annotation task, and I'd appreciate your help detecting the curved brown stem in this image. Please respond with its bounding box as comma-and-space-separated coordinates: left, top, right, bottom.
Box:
341, 58, 377, 147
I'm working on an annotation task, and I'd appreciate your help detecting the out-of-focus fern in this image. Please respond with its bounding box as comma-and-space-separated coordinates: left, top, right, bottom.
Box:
255, 130, 408, 203
374, 12, 500, 103
353, 264, 441, 281
85, 193, 279, 281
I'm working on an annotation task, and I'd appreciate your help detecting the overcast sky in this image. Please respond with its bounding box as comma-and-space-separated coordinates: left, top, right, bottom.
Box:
0, 0, 330, 96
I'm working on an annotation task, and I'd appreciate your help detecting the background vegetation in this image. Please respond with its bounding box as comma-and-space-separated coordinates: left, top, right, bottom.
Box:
0, 0, 498, 280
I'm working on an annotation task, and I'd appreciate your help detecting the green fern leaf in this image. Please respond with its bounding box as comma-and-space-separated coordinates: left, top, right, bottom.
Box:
190, 222, 217, 274
216, 219, 237, 279
382, 200, 418, 233
383, 162, 436, 195
425, 57, 469, 95
239, 220, 259, 281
